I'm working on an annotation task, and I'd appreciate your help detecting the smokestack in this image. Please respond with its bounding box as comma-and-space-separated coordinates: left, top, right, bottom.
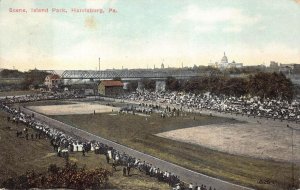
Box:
98, 57, 101, 71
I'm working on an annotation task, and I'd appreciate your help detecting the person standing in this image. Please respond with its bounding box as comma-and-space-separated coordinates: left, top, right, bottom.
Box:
106, 154, 110, 164
123, 167, 127, 176
112, 160, 117, 171
127, 163, 131, 176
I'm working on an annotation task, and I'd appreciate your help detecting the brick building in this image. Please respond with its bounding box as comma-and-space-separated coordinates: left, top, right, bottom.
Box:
98, 80, 124, 96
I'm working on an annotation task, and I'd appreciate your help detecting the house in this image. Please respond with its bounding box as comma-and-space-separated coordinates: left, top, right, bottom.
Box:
98, 80, 124, 97
44, 74, 61, 89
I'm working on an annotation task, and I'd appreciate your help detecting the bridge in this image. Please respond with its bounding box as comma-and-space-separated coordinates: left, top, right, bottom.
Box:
43, 69, 204, 80
42, 69, 211, 91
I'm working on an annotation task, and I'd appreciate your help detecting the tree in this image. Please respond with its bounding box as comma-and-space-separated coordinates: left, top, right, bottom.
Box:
2, 163, 111, 189
183, 77, 205, 93
22, 70, 49, 89
166, 76, 180, 91
247, 72, 294, 101
141, 78, 155, 91
223, 77, 247, 96
0, 69, 24, 78
127, 81, 138, 92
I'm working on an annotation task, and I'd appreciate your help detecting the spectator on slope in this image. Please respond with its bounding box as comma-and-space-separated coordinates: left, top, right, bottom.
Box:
123, 166, 127, 176
127, 162, 131, 176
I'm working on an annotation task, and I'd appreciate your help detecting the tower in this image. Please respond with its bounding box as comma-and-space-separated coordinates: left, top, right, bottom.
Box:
161, 60, 164, 69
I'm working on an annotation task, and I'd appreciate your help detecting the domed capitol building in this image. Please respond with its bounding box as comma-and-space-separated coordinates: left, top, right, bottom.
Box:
209, 52, 243, 70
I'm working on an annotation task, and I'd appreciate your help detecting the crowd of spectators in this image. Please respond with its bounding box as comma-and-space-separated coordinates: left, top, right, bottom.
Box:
0, 91, 85, 104
121, 90, 300, 122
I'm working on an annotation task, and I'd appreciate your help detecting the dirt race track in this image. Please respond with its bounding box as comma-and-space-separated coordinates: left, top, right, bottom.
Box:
27, 102, 120, 115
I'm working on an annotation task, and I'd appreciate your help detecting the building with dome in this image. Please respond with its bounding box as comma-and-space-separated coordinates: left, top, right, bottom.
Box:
208, 52, 243, 70
220, 52, 229, 68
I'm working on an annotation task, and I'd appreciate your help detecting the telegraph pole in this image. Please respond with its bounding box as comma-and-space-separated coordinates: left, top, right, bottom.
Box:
99, 57, 100, 71
286, 124, 300, 189
97, 57, 101, 101
292, 128, 294, 188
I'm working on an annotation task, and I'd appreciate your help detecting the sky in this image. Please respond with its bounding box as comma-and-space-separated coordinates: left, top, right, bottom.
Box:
0, 0, 299, 71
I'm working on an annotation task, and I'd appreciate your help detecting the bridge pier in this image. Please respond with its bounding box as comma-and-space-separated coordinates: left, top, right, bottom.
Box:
137, 81, 144, 90
155, 80, 166, 92
123, 82, 129, 90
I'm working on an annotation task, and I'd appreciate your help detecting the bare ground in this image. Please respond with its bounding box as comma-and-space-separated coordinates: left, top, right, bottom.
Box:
157, 121, 300, 163
27, 102, 120, 115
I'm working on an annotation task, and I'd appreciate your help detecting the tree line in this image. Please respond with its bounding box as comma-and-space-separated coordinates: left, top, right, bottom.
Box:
0, 69, 49, 91
134, 72, 294, 101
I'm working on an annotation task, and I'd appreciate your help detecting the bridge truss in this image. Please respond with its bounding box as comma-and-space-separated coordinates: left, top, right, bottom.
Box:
60, 69, 202, 79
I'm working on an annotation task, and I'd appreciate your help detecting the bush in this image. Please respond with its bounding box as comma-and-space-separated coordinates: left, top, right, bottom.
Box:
1, 163, 111, 189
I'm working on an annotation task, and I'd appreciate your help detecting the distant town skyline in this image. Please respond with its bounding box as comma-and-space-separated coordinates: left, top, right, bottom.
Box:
0, 0, 299, 71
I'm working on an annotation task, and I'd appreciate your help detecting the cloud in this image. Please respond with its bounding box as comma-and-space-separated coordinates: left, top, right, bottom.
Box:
194, 25, 216, 33
171, 5, 261, 33
293, 0, 300, 4
85, 0, 117, 9
222, 26, 242, 33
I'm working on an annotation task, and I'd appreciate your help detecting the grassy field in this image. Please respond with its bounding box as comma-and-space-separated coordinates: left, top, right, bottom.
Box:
51, 112, 300, 190
0, 78, 23, 85
0, 111, 170, 190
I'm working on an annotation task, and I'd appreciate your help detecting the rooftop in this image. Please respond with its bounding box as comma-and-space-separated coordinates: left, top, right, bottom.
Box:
101, 80, 123, 87
46, 74, 60, 80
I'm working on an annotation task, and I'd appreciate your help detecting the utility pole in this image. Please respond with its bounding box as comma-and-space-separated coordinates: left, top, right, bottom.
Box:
292, 128, 294, 189
99, 57, 100, 71
286, 124, 300, 189
97, 57, 101, 101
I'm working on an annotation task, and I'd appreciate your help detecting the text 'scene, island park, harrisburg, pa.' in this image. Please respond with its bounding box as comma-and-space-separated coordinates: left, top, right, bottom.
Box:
0, 0, 300, 190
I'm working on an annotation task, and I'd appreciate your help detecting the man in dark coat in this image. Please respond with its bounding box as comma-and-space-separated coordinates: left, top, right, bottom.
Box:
123, 167, 126, 176
127, 163, 131, 176
106, 154, 110, 164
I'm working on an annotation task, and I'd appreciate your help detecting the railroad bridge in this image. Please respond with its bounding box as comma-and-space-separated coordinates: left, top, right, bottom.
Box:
43, 69, 206, 91
57, 69, 202, 80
